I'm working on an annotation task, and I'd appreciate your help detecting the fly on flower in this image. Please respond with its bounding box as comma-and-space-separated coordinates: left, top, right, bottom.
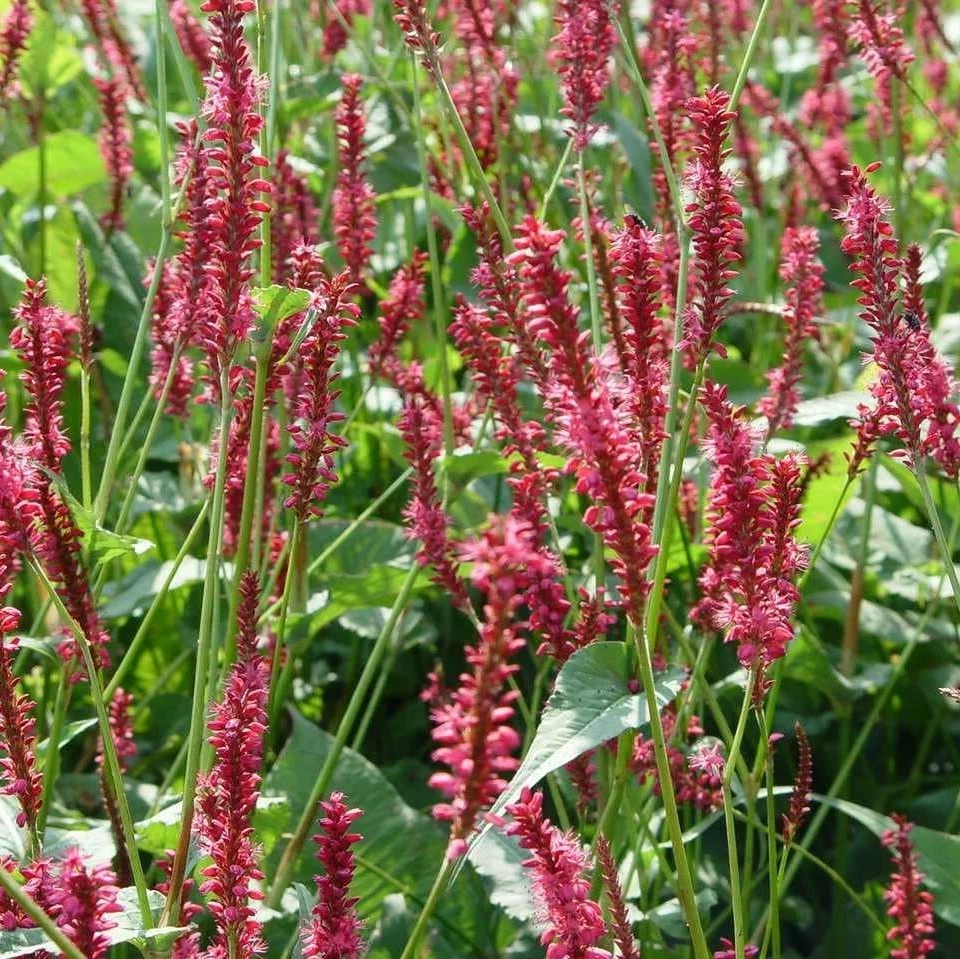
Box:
624, 211, 646, 228
902, 310, 921, 331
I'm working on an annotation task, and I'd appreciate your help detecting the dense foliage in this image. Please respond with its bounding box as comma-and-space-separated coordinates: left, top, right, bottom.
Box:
0, 0, 959, 958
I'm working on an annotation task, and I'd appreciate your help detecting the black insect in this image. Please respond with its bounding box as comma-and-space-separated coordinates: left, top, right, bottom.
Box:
625, 212, 646, 228
903, 310, 921, 331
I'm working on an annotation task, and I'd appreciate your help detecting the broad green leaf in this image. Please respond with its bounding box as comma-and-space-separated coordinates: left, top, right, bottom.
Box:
784, 390, 870, 428
101, 557, 206, 619
309, 565, 429, 631
0, 132, 105, 198
470, 643, 684, 858
797, 435, 857, 545
259, 710, 488, 953
73, 203, 143, 311
37, 718, 97, 759
16, 11, 83, 99
609, 110, 655, 224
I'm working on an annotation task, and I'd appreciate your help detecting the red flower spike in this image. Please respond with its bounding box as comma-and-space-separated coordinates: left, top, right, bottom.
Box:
0, 0, 31, 101
170, 0, 212, 74
553, 0, 619, 151
282, 270, 359, 522
322, 0, 371, 59
47, 849, 124, 959
694, 383, 807, 669
837, 165, 960, 477
195, 0, 272, 388
333, 74, 377, 291
0, 598, 42, 833
595, 836, 639, 959
680, 86, 744, 361
272, 150, 319, 283
428, 517, 555, 855
504, 787, 612, 959
760, 226, 825, 434
882, 815, 936, 959
97, 687, 137, 774
369, 252, 429, 381
77, 0, 147, 101
301, 792, 364, 959
95, 75, 133, 234
195, 651, 269, 957
10, 278, 78, 472
393, 0, 442, 77
399, 396, 468, 606
782, 721, 812, 844
713, 939, 758, 959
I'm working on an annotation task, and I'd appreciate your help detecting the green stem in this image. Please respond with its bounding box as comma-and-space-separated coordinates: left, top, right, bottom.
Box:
38, 672, 71, 836
104, 498, 211, 700
762, 722, 781, 959
223, 339, 272, 666
397, 857, 454, 959
729, 0, 774, 112
161, 378, 233, 925
0, 867, 87, 959
267, 521, 301, 732
31, 562, 154, 928
914, 462, 960, 614
722, 671, 756, 959
266, 562, 420, 909
539, 138, 574, 219
412, 53, 455, 459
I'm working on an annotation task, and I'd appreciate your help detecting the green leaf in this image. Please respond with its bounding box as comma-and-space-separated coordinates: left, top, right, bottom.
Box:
73, 203, 143, 312
470, 643, 684, 857
260, 710, 485, 952
0, 132, 105, 198
439, 451, 509, 487
16, 11, 83, 99
252, 285, 311, 329
308, 566, 429, 631
101, 557, 207, 619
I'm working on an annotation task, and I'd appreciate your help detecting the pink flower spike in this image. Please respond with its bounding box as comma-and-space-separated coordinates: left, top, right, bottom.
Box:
48, 849, 124, 959
95, 75, 134, 235
680, 86, 744, 362
882, 814, 936, 959
553, 0, 619, 151
301, 792, 364, 959
0, 0, 32, 102
504, 787, 612, 959
333, 74, 377, 291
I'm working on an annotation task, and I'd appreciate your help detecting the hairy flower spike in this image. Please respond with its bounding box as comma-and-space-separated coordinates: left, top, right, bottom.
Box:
427, 517, 554, 856
369, 251, 429, 381
695, 383, 807, 668
333, 75, 377, 290
553, 0, 619, 151
505, 787, 612, 959
0, 601, 42, 833
11, 278, 78, 472
595, 836, 639, 959
196, 0, 272, 385
48, 850, 123, 959
782, 721, 812, 844
196, 649, 269, 957
0, 0, 31, 102
681, 87, 744, 361
837, 165, 960, 476
760, 226, 825, 434
301, 792, 364, 959
95, 76, 134, 235
882, 815, 936, 959
282, 270, 359, 521
394, 0, 442, 77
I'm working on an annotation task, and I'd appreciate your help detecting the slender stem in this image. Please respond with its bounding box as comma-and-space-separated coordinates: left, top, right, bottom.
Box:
841, 457, 877, 675
223, 339, 272, 666
104, 498, 211, 700
0, 867, 87, 959
729, 0, 774, 112
412, 53, 455, 459
762, 721, 781, 959
38, 673, 71, 836
267, 521, 301, 731
722, 671, 757, 959
161, 379, 233, 925
398, 858, 454, 959
915, 462, 960, 614
37, 100, 47, 277
30, 562, 154, 928
539, 138, 574, 219
266, 563, 421, 909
